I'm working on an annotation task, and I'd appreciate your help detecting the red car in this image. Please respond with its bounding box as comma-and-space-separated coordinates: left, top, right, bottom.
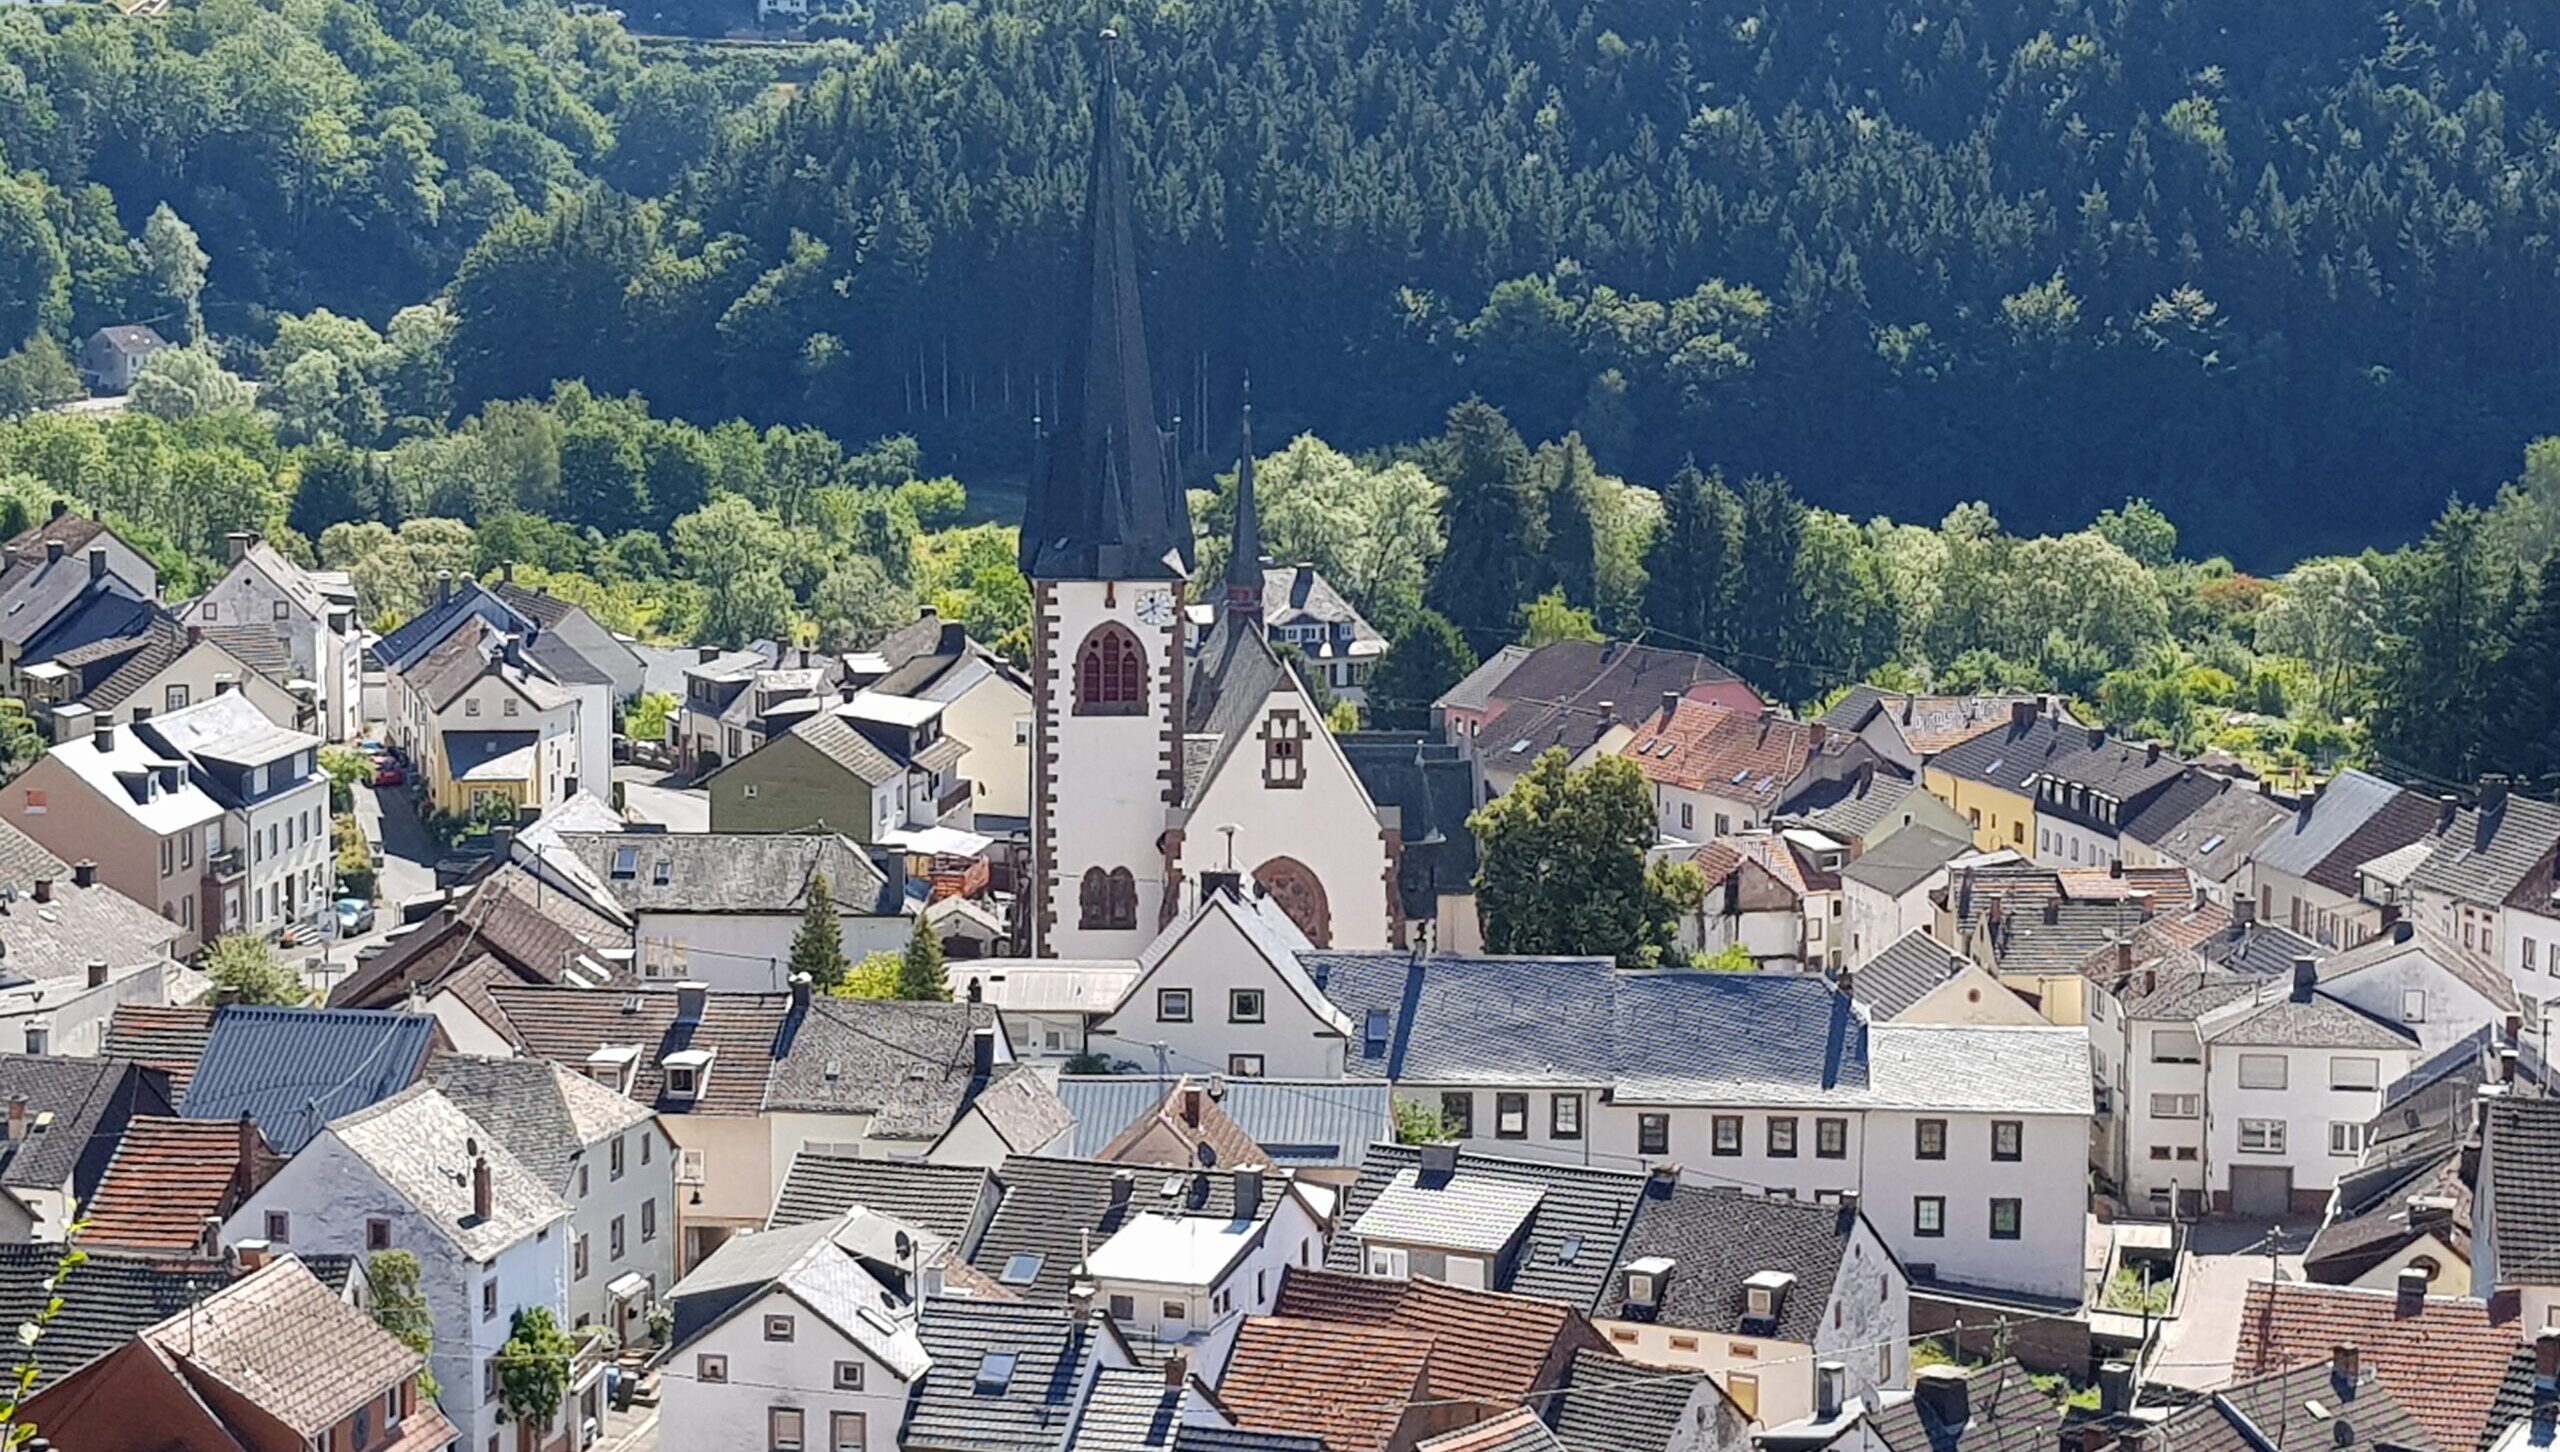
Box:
373, 761, 406, 787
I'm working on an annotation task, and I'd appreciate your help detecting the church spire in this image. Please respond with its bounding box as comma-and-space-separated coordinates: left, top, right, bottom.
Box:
1226, 381, 1264, 622
1017, 30, 1193, 583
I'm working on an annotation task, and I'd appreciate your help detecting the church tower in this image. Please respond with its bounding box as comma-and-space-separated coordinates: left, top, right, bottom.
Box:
1025, 32, 1194, 958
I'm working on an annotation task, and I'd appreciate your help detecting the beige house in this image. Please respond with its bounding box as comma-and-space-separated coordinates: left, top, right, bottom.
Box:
29, 620, 307, 743
0, 719, 228, 953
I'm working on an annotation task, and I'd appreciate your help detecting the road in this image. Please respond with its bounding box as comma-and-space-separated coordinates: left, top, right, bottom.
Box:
617, 764, 708, 833
300, 781, 446, 1000
2149, 1219, 2309, 1390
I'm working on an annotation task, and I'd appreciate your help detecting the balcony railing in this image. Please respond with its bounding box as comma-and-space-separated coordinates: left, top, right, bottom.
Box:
203, 847, 245, 881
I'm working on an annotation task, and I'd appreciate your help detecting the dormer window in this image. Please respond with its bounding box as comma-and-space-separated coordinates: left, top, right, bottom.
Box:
664, 1048, 714, 1100
612, 848, 637, 880
1623, 1256, 1674, 1309
586, 1045, 641, 1096
1743, 1270, 1796, 1322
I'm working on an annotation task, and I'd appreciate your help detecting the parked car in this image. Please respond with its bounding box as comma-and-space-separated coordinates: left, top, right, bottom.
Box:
336, 897, 376, 936
372, 760, 405, 787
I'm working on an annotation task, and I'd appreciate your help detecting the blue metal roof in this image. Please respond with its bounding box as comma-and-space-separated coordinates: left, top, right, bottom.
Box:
1054, 1076, 1393, 1168
180, 1006, 439, 1153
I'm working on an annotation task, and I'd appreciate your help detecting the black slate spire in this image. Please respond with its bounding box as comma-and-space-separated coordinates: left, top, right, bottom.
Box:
1019, 31, 1192, 582
1225, 381, 1263, 620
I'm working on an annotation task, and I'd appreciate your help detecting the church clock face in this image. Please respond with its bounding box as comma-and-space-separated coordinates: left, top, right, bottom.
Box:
1134, 588, 1176, 627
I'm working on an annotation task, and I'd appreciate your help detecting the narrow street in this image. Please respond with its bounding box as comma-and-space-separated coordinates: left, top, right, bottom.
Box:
2148, 1220, 2309, 1391
301, 779, 448, 999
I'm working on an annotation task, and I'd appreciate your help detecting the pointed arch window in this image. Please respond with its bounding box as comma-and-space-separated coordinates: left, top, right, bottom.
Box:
1076, 625, 1147, 715
1079, 866, 1139, 931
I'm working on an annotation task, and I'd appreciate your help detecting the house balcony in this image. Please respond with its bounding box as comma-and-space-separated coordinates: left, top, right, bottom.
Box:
937, 780, 974, 817
204, 846, 245, 882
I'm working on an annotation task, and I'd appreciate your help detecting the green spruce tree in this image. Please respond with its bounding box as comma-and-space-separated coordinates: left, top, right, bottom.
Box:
789, 871, 850, 992
894, 913, 950, 1002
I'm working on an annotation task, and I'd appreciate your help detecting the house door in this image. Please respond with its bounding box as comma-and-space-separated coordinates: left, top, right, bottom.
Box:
2229, 1166, 2291, 1218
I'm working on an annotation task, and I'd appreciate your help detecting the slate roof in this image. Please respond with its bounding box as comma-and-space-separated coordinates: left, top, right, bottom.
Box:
0, 862, 183, 977
2484, 1096, 2560, 1290
1328, 1145, 1647, 1310
2473, 1345, 2553, 1452
60, 613, 186, 714
1179, 617, 1299, 809
329, 1084, 570, 1260
2144, 1357, 2441, 1452
1816, 688, 2045, 756
1945, 865, 2190, 974
1066, 1365, 1187, 1452
1472, 641, 1746, 728
1418, 1409, 1566, 1452
2116, 769, 2228, 847
776, 710, 905, 785
2235, 1281, 2516, 1452
104, 1004, 215, 1100
2411, 794, 2560, 910
1217, 1314, 1433, 1452
2320, 924, 2518, 1015
969, 1154, 1285, 1303
1340, 733, 1482, 921
1437, 645, 1534, 716
1929, 713, 2101, 794
1592, 1181, 1863, 1342
2304, 1147, 2468, 1285
1618, 701, 1824, 808
1552, 1347, 1724, 1452
326, 863, 631, 1012
1272, 1266, 1595, 1404
420, 1055, 652, 1193
1307, 953, 1868, 1101
1849, 931, 1975, 1020
767, 1151, 996, 1248
0, 1053, 168, 1196
1170, 1432, 1328, 1452
905, 1299, 1117, 1452
198, 622, 299, 685
768, 998, 1022, 1135
0, 1244, 238, 1392
2192, 917, 2327, 980
179, 1006, 439, 1154
559, 829, 889, 915
2141, 780, 2293, 883
485, 984, 789, 1117
1838, 827, 1973, 898
143, 1253, 429, 1437
83, 1115, 286, 1253
1057, 1076, 1393, 1170
1780, 769, 1941, 849
1867, 1362, 2064, 1452
2254, 771, 2432, 894
2205, 986, 2417, 1051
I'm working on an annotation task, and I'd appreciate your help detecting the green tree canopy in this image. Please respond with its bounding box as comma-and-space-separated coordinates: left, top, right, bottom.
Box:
1471, 750, 1704, 968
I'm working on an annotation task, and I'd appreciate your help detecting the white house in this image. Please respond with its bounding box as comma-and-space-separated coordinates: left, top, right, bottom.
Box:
2198, 964, 2421, 1218
844, 611, 1035, 825
133, 691, 332, 943
553, 831, 904, 989
946, 959, 1140, 1062
183, 533, 364, 741
1086, 884, 1344, 1079
2316, 922, 2519, 1057
2249, 770, 2442, 949
2402, 787, 2560, 1019
425, 1056, 678, 1346
1618, 699, 1831, 843
225, 1085, 578, 1452
1835, 829, 1984, 970
660, 1210, 932, 1452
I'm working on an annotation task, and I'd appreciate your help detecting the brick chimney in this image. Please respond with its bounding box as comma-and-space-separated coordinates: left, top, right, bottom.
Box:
1180, 1085, 1202, 1127
471, 1155, 493, 1221
84, 960, 106, 989
2395, 1265, 2428, 1317
29, 877, 49, 905
72, 860, 97, 890
2333, 1344, 2362, 1385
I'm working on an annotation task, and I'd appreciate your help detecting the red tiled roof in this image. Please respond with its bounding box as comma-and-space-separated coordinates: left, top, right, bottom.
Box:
2234, 1280, 2515, 1452
1271, 1267, 1592, 1404
85, 1117, 285, 1253
102, 1005, 214, 1100
1219, 1315, 1433, 1452
1619, 702, 1821, 804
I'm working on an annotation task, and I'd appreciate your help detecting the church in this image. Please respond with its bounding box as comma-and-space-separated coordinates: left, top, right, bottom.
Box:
1021, 38, 1400, 957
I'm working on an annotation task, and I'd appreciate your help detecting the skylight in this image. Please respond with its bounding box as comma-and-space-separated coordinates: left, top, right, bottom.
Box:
2199, 835, 2227, 856
998, 1253, 1042, 1286
975, 1352, 1017, 1394
1558, 1236, 1584, 1264
1984, 757, 2005, 776
611, 847, 637, 879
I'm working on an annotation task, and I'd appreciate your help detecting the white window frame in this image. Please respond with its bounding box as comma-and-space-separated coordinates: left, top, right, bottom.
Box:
2237, 1054, 2289, 1090
2150, 1093, 2200, 1120
2330, 1056, 2380, 1091
2238, 1118, 2287, 1154
2329, 1121, 2366, 1157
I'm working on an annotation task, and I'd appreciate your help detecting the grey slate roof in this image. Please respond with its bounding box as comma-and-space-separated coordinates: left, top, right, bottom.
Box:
1055, 1076, 1392, 1169
1838, 827, 1973, 898
2254, 771, 2426, 889
1777, 764, 1933, 846
179, 1007, 439, 1154
2410, 794, 2560, 910
1419, 1411, 1565, 1452
2206, 987, 2418, 1051
1065, 1366, 1185, 1452
1593, 1181, 1862, 1342
778, 711, 905, 785
0, 1245, 237, 1392
1867, 1362, 2065, 1452
1552, 1347, 1721, 1452
1847, 931, 1973, 1020
768, 1152, 996, 1248
970, 1155, 1284, 1304
561, 830, 890, 915
2139, 779, 2292, 883
2116, 769, 2227, 848
1436, 645, 1534, 716
1340, 733, 1481, 921
1307, 954, 1868, 1100
1170, 1431, 1328, 1452
1179, 618, 1296, 809
1328, 1145, 1646, 1310
0, 862, 182, 978
2484, 1096, 2560, 1293
419, 1056, 595, 1191
905, 1299, 1115, 1452
2193, 918, 2327, 979
198, 624, 299, 686
2143, 1358, 2439, 1452
0, 1054, 170, 1198
766, 999, 1023, 1139
2473, 1344, 2545, 1452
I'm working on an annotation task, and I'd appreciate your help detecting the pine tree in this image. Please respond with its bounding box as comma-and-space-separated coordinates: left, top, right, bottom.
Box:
1368, 609, 1479, 730
2373, 503, 2499, 781
1644, 460, 1743, 655
1425, 399, 1542, 648
894, 913, 950, 1002
1536, 433, 1600, 608
789, 871, 850, 992
2492, 555, 2560, 787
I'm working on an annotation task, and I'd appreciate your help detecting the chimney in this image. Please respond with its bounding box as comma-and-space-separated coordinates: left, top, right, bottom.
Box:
1836, 1188, 1859, 1215
2292, 954, 2319, 1001
71, 860, 95, 890
1815, 1362, 1846, 1421
2145, 740, 2161, 765
1902, 694, 1916, 724
232, 1238, 270, 1271
238, 1114, 258, 1172
2041, 899, 2059, 926
675, 982, 708, 1024
2396, 1265, 2429, 1316
5, 1095, 22, 1142
1649, 1161, 1681, 1191
920, 1261, 946, 1301
43, 540, 63, 565
1808, 722, 1828, 750
84, 959, 106, 990
225, 532, 251, 565
500, 559, 515, 584
2233, 896, 2255, 926
501, 634, 524, 672
1163, 1351, 1190, 1390
1235, 1167, 1264, 1220
29, 878, 49, 906
46, 500, 64, 521
2481, 776, 2512, 817
471, 1155, 493, 1221
1199, 869, 1242, 902
1660, 691, 1679, 719
1596, 700, 1615, 723
698, 645, 721, 664
1109, 1169, 1135, 1208
965, 976, 983, 1005
1418, 1142, 1459, 1180
2115, 938, 2133, 980
1915, 1365, 1970, 1427
970, 1027, 995, 1081
435, 569, 453, 605
2439, 794, 2460, 832
199, 1214, 224, 1259
86, 545, 105, 581
2110, 858, 2126, 880
2536, 1328, 2560, 1382
2129, 889, 2154, 921
92, 721, 114, 753
1180, 1085, 1202, 1127
2098, 1361, 2135, 1417
789, 971, 812, 1012
2333, 1344, 2362, 1385
2010, 700, 2036, 730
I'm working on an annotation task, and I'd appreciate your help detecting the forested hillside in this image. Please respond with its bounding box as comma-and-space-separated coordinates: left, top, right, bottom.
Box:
9, 0, 2560, 558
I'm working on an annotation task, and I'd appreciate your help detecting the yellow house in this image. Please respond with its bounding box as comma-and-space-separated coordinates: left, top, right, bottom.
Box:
395, 619, 584, 821
1920, 705, 2072, 854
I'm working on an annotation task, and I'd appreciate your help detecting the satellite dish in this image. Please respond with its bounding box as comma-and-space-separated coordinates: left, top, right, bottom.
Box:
894, 1231, 914, 1261
1196, 1143, 1219, 1169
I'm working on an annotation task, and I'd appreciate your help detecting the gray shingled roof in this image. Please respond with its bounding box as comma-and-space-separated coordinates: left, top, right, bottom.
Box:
767, 1151, 995, 1247
970, 1155, 1284, 1303
1552, 1348, 1724, 1452
1593, 1180, 1861, 1342
2206, 987, 2418, 1050
1179, 619, 1296, 809
2410, 794, 2560, 910
0, 1245, 237, 1392
2255, 771, 2421, 885
2139, 780, 2292, 883
905, 1299, 1113, 1452
0, 1054, 166, 1196
1847, 931, 1971, 1020
1778, 766, 1935, 846
179, 1008, 438, 1154
561, 830, 888, 915
1867, 1362, 2065, 1452
1056, 1076, 1392, 1169
1837, 827, 1972, 898
1328, 1145, 1646, 1310
2147, 1358, 2439, 1452
2484, 1096, 2560, 1298
1065, 1366, 1186, 1452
